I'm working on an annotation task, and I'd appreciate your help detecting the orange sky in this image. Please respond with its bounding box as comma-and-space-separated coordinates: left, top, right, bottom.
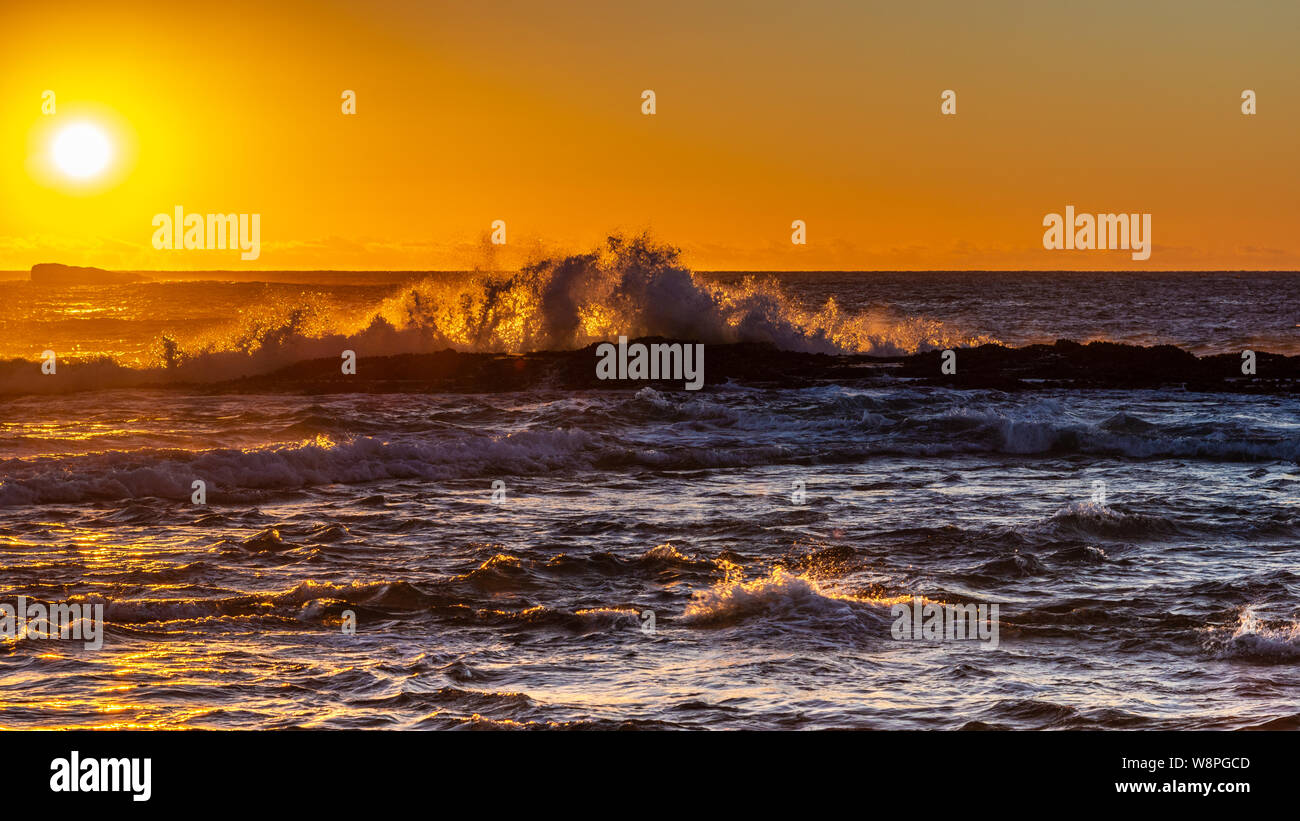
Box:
2, 0, 1297, 271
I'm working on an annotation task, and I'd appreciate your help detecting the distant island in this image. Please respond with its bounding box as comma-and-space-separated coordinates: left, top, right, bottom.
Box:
30, 263, 146, 286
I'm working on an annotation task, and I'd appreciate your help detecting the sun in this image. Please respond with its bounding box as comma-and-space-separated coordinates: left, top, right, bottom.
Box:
51, 122, 113, 179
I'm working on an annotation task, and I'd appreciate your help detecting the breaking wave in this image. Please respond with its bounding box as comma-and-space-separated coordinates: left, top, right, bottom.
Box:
1204, 608, 1300, 661
0, 234, 993, 392
0, 429, 602, 506
183, 234, 991, 358
680, 566, 896, 630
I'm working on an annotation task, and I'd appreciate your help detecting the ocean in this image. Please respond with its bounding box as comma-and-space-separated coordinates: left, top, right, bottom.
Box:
1, 246, 1298, 729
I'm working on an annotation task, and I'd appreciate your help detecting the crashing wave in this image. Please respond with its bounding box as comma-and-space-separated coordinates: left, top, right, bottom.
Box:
0, 234, 993, 393
1204, 607, 1300, 660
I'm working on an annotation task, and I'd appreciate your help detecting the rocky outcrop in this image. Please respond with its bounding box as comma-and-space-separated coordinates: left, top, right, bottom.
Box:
30, 263, 145, 286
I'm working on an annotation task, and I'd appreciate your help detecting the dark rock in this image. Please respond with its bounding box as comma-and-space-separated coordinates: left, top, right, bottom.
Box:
30, 263, 146, 286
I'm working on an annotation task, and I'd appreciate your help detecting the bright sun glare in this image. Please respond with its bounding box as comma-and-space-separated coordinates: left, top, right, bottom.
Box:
51, 122, 113, 179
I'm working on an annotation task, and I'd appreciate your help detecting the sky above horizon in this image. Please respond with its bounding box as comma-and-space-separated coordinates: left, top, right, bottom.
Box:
2, 0, 1298, 272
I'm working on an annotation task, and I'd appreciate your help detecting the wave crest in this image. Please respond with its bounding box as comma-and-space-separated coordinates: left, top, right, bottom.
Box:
680, 566, 889, 629
1, 235, 995, 394
1205, 608, 1300, 661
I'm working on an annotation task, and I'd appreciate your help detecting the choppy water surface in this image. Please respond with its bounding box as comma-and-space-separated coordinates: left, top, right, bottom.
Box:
1, 384, 1298, 729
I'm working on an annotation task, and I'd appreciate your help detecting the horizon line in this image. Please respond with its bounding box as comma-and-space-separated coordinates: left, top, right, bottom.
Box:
6, 268, 1300, 275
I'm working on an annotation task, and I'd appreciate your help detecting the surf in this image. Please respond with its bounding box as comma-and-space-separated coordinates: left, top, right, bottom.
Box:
0, 234, 995, 394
